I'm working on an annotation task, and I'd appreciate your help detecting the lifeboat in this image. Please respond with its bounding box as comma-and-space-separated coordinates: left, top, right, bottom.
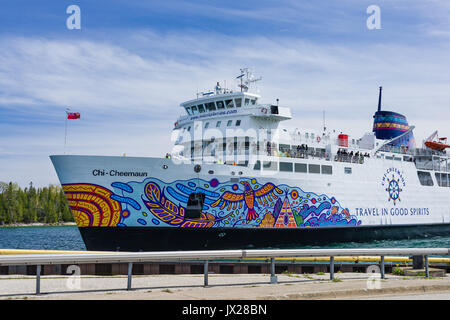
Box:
425, 137, 450, 151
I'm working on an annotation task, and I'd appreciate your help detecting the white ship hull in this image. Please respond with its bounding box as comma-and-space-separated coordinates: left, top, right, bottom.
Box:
51, 154, 450, 251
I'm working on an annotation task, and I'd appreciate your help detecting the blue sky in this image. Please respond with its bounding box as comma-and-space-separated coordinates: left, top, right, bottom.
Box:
1, 0, 450, 187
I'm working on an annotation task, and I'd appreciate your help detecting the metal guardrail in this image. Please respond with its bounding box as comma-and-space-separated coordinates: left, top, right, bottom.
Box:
0, 248, 448, 295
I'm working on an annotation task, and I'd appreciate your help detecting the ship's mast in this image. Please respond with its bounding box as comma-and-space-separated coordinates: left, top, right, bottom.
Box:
236, 68, 262, 92
377, 86, 382, 112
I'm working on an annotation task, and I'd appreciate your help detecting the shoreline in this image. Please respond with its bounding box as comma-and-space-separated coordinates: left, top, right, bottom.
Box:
0, 222, 77, 228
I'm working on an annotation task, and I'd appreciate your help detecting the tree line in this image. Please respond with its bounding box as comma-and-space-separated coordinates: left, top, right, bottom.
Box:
0, 182, 74, 225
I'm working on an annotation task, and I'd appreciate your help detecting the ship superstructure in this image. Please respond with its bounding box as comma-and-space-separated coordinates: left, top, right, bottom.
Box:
50, 69, 450, 251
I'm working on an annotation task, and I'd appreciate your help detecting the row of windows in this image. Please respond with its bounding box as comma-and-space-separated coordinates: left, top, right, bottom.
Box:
384, 155, 402, 161
204, 119, 241, 129
185, 97, 257, 115
249, 168, 450, 185
435, 172, 450, 187
416, 171, 450, 187
183, 119, 242, 132
253, 161, 333, 175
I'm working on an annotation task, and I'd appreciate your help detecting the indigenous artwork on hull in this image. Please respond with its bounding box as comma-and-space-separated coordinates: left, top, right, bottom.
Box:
63, 178, 361, 228
62, 183, 122, 227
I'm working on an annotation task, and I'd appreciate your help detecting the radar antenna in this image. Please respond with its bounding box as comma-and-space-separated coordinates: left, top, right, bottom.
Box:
236, 68, 262, 92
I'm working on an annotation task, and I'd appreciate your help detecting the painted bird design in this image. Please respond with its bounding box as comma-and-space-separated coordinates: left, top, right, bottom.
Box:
211, 181, 283, 221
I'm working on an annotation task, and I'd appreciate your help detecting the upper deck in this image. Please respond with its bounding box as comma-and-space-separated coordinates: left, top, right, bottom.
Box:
169, 71, 450, 185
174, 87, 291, 129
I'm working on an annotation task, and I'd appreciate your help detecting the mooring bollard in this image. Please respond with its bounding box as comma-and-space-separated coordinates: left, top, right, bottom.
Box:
204, 260, 209, 287
380, 256, 385, 279
330, 256, 334, 280
270, 258, 277, 284
127, 262, 133, 290
36, 265, 41, 295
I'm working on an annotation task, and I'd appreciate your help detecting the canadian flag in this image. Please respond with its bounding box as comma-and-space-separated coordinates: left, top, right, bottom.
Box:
67, 112, 80, 119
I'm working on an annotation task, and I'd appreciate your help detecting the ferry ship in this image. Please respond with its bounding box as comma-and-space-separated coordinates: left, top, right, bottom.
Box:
51, 69, 450, 251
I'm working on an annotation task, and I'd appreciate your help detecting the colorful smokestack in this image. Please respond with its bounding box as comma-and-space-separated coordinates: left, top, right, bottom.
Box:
372, 87, 415, 148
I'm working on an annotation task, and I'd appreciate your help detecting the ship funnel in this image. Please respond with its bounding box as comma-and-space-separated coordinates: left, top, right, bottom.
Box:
372, 87, 415, 148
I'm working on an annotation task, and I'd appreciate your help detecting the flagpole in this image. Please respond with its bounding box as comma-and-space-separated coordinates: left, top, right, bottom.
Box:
64, 108, 69, 154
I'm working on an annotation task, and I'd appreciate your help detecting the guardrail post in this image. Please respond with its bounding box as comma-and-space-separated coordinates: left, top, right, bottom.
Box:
270, 258, 277, 284
424, 255, 429, 278
412, 255, 424, 269
36, 265, 41, 295
330, 257, 334, 280
127, 262, 133, 290
204, 260, 209, 287
380, 256, 385, 279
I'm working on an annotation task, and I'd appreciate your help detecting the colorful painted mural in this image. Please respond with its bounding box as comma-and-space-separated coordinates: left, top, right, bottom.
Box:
63, 177, 361, 229
62, 183, 122, 227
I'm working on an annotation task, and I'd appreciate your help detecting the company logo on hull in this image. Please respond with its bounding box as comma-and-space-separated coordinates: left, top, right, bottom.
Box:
381, 167, 405, 206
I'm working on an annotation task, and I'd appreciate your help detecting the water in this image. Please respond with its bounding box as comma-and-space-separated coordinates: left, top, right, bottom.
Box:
0, 225, 448, 251
0, 225, 86, 251
295, 236, 450, 249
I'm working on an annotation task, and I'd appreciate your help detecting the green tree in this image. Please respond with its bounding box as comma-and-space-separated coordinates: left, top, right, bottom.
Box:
0, 182, 73, 225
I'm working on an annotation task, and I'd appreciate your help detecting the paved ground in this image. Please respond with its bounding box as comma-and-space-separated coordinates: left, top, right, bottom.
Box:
354, 292, 450, 300
0, 272, 449, 300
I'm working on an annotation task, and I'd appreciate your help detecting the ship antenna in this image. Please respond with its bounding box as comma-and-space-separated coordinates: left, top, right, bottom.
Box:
236, 68, 261, 92
377, 86, 382, 112
237, 69, 245, 92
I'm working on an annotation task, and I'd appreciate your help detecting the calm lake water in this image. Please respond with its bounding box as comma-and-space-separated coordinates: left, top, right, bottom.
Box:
0, 225, 449, 251
0, 225, 86, 251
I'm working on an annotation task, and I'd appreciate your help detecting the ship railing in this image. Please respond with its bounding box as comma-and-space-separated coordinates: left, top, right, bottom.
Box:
193, 150, 366, 165
378, 145, 447, 158
334, 154, 366, 164
199, 149, 334, 163
258, 147, 334, 161
0, 248, 448, 295
414, 155, 450, 172
190, 147, 448, 169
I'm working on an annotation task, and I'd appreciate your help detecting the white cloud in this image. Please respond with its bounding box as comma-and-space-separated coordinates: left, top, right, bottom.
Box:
1, 30, 450, 187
